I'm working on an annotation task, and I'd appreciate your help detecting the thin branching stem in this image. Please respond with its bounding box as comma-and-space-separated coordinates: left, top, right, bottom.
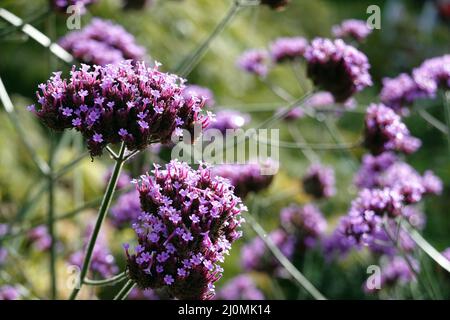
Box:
84, 272, 128, 287
113, 280, 136, 300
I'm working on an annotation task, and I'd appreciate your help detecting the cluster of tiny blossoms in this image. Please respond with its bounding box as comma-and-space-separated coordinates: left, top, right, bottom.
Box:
50, 0, 96, 14
110, 190, 141, 229
29, 61, 212, 157
182, 85, 215, 108
269, 37, 308, 63
206, 110, 250, 134
0, 285, 21, 300
302, 163, 336, 199
304, 38, 372, 102
332, 19, 372, 42
59, 18, 147, 66
364, 103, 421, 155
236, 49, 270, 77
126, 160, 246, 300
216, 275, 264, 300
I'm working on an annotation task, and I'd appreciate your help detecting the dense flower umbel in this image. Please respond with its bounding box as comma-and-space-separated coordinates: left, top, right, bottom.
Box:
128, 287, 160, 300
182, 85, 215, 108
237, 49, 270, 77
302, 163, 336, 199
0, 285, 20, 300
261, 0, 290, 10
380, 73, 425, 114
364, 103, 421, 155
332, 19, 372, 42
412, 54, 450, 96
50, 0, 96, 14
69, 226, 118, 278
211, 162, 275, 199
110, 190, 141, 229
206, 110, 250, 134
304, 38, 372, 102
28, 61, 211, 157
27, 226, 52, 251
59, 18, 146, 66
126, 160, 246, 300
269, 37, 308, 63
216, 275, 264, 300
280, 204, 327, 249
354, 152, 397, 189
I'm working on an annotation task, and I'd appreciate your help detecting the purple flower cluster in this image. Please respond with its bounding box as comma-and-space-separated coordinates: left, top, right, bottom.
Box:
206, 110, 250, 133
302, 163, 336, 199
127, 287, 160, 300
413, 54, 450, 96
269, 37, 308, 63
276, 106, 305, 121
59, 18, 146, 66
29, 61, 211, 156
126, 160, 246, 300
110, 190, 141, 229
304, 38, 372, 102
216, 275, 264, 300
211, 162, 275, 199
364, 103, 421, 155
304, 91, 356, 111
182, 85, 215, 108
237, 49, 270, 77
50, 0, 96, 14
69, 226, 118, 278
27, 226, 52, 251
332, 19, 372, 42
0, 285, 20, 300
380, 73, 425, 114
280, 204, 327, 249
260, 0, 290, 10
354, 152, 397, 189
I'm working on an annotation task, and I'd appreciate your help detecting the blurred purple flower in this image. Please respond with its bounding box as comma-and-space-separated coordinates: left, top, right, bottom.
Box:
27, 226, 52, 251
110, 190, 141, 229
0, 285, 20, 300
269, 37, 308, 63
302, 163, 336, 199
237, 49, 270, 77
332, 19, 372, 42
50, 0, 96, 14
216, 275, 264, 300
412, 55, 450, 97
206, 110, 250, 133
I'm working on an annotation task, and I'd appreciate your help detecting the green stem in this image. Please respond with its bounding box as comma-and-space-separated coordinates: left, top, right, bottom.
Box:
113, 280, 135, 300
418, 109, 448, 134
68, 143, 127, 300
174, 0, 242, 77
244, 212, 326, 300
48, 134, 57, 299
443, 91, 450, 154
84, 272, 128, 287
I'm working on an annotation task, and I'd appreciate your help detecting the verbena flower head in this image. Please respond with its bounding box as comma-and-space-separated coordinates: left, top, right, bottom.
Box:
69, 225, 118, 278
332, 19, 372, 42
280, 204, 327, 249
241, 229, 295, 273
422, 170, 443, 195
50, 0, 96, 14
354, 152, 397, 189
261, 0, 290, 10
126, 160, 246, 300
110, 190, 141, 229
216, 275, 264, 300
211, 162, 275, 199
302, 163, 336, 199
237, 49, 270, 77
269, 37, 308, 63
182, 85, 215, 108
412, 54, 450, 96
380, 73, 425, 114
206, 110, 250, 134
0, 285, 20, 300
304, 91, 356, 111
304, 38, 372, 102
276, 106, 305, 121
29, 61, 211, 157
27, 226, 52, 251
364, 103, 421, 155
59, 18, 146, 66
128, 287, 160, 300
402, 206, 426, 230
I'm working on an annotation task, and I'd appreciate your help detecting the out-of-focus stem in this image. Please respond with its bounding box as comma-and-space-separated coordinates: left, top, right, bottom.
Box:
443, 91, 450, 154
113, 280, 135, 300
48, 134, 57, 299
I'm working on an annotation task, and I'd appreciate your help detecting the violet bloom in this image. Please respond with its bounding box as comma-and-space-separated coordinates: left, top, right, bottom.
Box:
110, 190, 142, 229
304, 38, 372, 102
127, 287, 160, 300
0, 285, 20, 300
69, 226, 118, 278
29, 61, 211, 157
59, 18, 146, 66
260, 0, 290, 10
241, 229, 295, 273
50, 0, 96, 14
422, 170, 443, 195
237, 49, 270, 77
364, 103, 421, 155
276, 106, 304, 122
402, 206, 426, 230
365, 256, 418, 293
269, 37, 308, 63
442, 248, 450, 261
27, 226, 52, 251
380, 73, 425, 114
354, 152, 397, 189
216, 275, 264, 300
412, 55, 450, 97
126, 160, 246, 300
206, 110, 250, 134
211, 162, 275, 199
332, 19, 372, 42
302, 163, 336, 199
304, 91, 355, 111
183, 85, 215, 108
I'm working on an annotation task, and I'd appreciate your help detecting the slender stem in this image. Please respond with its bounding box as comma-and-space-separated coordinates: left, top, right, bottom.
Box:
48, 134, 57, 299
69, 143, 127, 300
113, 280, 135, 300
174, 1, 242, 77
84, 272, 128, 287
418, 109, 448, 134
287, 124, 319, 163
52, 151, 88, 180
443, 91, 450, 154
244, 211, 326, 300
256, 135, 362, 150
